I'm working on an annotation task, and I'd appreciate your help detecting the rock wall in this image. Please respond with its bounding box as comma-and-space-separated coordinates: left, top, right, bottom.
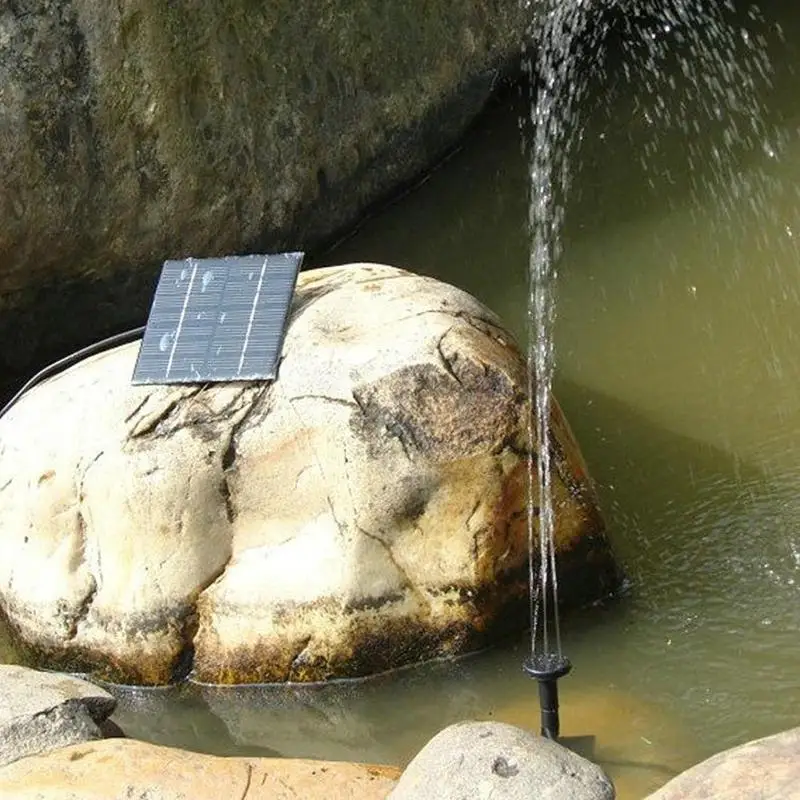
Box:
0, 0, 526, 377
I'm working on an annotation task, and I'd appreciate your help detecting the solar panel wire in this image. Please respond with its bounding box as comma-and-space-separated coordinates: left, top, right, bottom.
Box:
0, 326, 145, 421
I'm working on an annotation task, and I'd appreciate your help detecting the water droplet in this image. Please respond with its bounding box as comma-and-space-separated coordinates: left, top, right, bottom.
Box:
219, 312, 227, 324
201, 270, 214, 292
159, 331, 174, 352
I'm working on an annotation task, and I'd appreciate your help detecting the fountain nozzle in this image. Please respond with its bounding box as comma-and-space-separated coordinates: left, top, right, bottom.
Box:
522, 653, 572, 740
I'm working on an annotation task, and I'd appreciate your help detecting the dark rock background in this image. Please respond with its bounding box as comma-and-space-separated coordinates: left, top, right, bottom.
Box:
0, 0, 526, 385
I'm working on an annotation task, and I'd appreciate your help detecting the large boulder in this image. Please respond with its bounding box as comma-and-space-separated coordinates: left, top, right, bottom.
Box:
0, 664, 118, 768
389, 720, 614, 800
646, 727, 800, 800
0, 738, 401, 800
0, 263, 618, 685
0, 1, 526, 379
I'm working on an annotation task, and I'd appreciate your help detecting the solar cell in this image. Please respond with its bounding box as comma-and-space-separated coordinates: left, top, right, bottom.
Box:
132, 252, 303, 385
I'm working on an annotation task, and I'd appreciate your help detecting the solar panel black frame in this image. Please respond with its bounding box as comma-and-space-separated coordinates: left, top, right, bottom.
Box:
131, 252, 303, 385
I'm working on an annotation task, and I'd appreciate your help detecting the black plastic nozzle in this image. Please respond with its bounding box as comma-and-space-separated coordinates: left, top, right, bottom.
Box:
522, 653, 572, 740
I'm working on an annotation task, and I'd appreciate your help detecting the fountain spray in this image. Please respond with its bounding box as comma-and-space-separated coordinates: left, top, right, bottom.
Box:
521, 0, 593, 746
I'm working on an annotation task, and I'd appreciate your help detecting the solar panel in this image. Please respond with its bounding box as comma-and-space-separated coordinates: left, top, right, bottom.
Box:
131, 252, 303, 385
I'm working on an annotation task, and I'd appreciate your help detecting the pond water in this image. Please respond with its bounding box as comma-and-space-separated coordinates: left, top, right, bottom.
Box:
4, 2, 800, 797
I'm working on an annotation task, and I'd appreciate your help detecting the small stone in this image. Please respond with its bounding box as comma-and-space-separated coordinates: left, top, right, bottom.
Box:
0, 665, 117, 768
389, 720, 614, 800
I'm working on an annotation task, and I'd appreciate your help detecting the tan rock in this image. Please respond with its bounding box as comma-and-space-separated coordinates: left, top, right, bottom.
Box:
0, 738, 400, 799
645, 726, 800, 800
0, 264, 618, 684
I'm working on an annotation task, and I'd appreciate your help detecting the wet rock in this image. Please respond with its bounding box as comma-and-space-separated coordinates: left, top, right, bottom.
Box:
645, 726, 800, 800
0, 665, 117, 768
0, 0, 526, 380
0, 264, 618, 684
389, 720, 614, 800
0, 738, 400, 799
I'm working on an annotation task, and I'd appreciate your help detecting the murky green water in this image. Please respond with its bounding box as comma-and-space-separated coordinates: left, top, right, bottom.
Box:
4, 3, 800, 797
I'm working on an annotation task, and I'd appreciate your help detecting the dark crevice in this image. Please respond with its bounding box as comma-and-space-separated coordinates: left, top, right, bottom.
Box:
435, 327, 463, 385
238, 763, 254, 800
218, 388, 271, 525
386, 417, 419, 460
221, 386, 270, 473
66, 574, 97, 640
351, 273, 412, 285
342, 592, 405, 613
466, 498, 482, 531
172, 607, 199, 683
285, 635, 313, 681
356, 524, 416, 594
495, 431, 530, 459
178, 557, 233, 681
351, 388, 367, 413
127, 388, 203, 438
128, 398, 182, 438
326, 497, 346, 540
286, 283, 330, 324
123, 394, 152, 423
291, 393, 359, 409
219, 474, 234, 523
390, 309, 453, 326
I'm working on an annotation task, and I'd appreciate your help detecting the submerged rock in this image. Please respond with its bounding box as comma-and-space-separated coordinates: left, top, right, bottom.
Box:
646, 726, 800, 800
389, 720, 614, 800
0, 664, 118, 768
0, 738, 401, 799
0, 1, 525, 379
0, 264, 618, 684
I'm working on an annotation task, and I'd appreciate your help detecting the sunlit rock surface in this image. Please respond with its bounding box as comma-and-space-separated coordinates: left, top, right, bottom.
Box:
0, 738, 400, 800
0, 264, 618, 685
645, 727, 800, 800
0, 1, 525, 379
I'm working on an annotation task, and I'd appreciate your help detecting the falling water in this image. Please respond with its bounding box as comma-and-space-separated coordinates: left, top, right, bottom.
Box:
522, 1, 594, 659
522, 0, 776, 657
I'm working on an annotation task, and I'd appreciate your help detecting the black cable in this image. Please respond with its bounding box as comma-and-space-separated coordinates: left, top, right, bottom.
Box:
0, 326, 145, 421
